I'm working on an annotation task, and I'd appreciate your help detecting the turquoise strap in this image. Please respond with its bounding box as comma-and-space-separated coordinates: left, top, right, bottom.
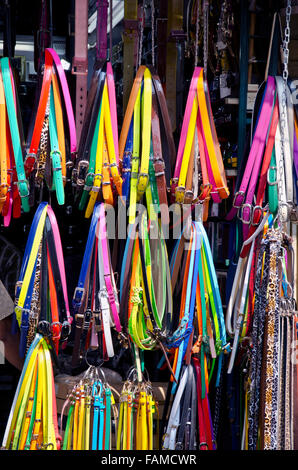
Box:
0, 57, 30, 212
104, 388, 112, 450
49, 84, 64, 205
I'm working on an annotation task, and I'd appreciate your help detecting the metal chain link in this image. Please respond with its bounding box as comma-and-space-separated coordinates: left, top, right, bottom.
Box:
138, 0, 146, 68
151, 0, 155, 68
277, 0, 292, 225
203, 0, 209, 75
195, 0, 200, 67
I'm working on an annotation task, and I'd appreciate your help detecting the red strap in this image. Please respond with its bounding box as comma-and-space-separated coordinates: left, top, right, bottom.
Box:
26, 49, 53, 174
193, 358, 208, 450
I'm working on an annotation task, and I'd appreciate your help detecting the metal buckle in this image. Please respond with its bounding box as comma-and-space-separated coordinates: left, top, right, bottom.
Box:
267, 165, 278, 186
76, 160, 89, 186
232, 190, 245, 209
238, 203, 252, 224
73, 287, 85, 311
37, 320, 51, 337
290, 206, 298, 223
251, 205, 264, 226
16, 178, 30, 198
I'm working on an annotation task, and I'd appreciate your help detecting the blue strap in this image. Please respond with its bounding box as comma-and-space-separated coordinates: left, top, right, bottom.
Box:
196, 221, 227, 349
19, 257, 38, 358
92, 381, 102, 450
120, 223, 134, 297
72, 203, 101, 312
122, 118, 133, 203
12, 202, 48, 335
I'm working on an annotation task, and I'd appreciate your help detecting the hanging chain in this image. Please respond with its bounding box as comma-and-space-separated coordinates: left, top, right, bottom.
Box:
138, 0, 146, 68
151, 0, 155, 68
277, 0, 292, 225
203, 0, 209, 75
195, 0, 200, 67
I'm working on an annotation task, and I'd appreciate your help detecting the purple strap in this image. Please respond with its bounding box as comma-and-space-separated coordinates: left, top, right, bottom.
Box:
96, 0, 109, 61
226, 76, 276, 224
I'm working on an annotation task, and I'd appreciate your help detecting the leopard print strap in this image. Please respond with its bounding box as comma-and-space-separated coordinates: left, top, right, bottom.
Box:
25, 243, 42, 353
247, 240, 269, 449
262, 234, 281, 450
35, 97, 50, 187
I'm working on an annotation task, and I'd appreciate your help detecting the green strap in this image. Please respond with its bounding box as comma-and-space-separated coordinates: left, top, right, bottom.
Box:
24, 370, 39, 450
49, 84, 64, 205
149, 141, 160, 212
62, 403, 74, 450
268, 145, 278, 218
104, 388, 111, 450
0, 57, 30, 212
79, 102, 103, 210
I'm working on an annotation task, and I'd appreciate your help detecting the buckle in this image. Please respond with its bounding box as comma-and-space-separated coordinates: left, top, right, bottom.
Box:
290, 206, 298, 223
16, 178, 30, 198
232, 190, 245, 209
251, 205, 263, 226
61, 320, 72, 340
238, 203, 252, 224
175, 442, 184, 450
267, 165, 278, 186
37, 320, 51, 337
72, 287, 85, 311
76, 160, 89, 186
24, 152, 37, 167
50, 321, 62, 341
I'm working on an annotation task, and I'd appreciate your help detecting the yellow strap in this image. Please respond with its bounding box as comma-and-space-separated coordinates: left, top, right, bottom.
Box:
140, 391, 148, 450
77, 386, 85, 450
116, 399, 124, 449
18, 360, 38, 450
6, 337, 43, 448
102, 134, 114, 205
103, 81, 122, 196
123, 395, 128, 450
85, 85, 105, 218
15, 204, 48, 325
85, 395, 91, 450
137, 68, 152, 201
43, 340, 57, 450
196, 71, 229, 200
128, 86, 141, 224
30, 343, 44, 450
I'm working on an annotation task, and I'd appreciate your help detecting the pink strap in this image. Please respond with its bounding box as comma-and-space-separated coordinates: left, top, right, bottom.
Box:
46, 205, 72, 325
3, 191, 12, 227
226, 76, 276, 222
172, 67, 202, 181
99, 203, 122, 332
47, 48, 77, 156
106, 62, 119, 164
